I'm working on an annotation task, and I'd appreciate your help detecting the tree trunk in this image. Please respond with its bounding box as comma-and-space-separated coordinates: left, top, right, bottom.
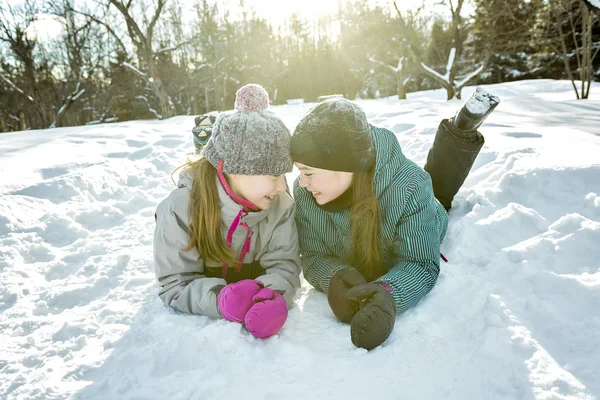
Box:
19, 110, 27, 131
204, 86, 210, 113
446, 84, 455, 101
580, 3, 587, 99
396, 72, 407, 100
221, 74, 227, 110
581, 1, 593, 99
448, 53, 456, 100
555, 7, 580, 99
22, 57, 47, 128
144, 49, 170, 118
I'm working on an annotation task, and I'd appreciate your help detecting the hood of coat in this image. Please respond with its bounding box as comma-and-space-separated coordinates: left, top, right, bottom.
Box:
370, 125, 409, 197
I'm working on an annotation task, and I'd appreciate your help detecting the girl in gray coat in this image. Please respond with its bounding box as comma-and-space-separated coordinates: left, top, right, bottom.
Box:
153, 84, 301, 339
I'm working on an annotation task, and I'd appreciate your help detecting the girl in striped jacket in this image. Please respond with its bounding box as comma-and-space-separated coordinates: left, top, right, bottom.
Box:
291, 88, 499, 350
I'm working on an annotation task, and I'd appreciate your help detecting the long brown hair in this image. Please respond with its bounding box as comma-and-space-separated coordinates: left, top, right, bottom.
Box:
174, 156, 237, 266
349, 166, 387, 282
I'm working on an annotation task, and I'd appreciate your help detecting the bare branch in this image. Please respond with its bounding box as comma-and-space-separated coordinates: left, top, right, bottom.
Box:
69, 7, 127, 54
421, 62, 450, 85
0, 72, 35, 103
108, 0, 146, 43
592, 44, 600, 62
454, 64, 485, 90
368, 56, 399, 75
154, 40, 189, 55
50, 84, 86, 128
392, 0, 406, 29
554, 6, 580, 98
448, 0, 456, 15
148, 0, 167, 42
121, 61, 148, 78
239, 64, 261, 72
567, 4, 583, 70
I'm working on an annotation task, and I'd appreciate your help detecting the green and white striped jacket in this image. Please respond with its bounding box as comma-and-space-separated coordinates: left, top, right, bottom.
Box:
294, 125, 449, 314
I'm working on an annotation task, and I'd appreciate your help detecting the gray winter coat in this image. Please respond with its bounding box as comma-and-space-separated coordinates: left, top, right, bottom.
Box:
153, 171, 301, 318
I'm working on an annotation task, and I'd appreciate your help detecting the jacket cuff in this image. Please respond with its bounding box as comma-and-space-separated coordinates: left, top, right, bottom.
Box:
373, 278, 403, 314
323, 265, 354, 292
210, 284, 226, 296
374, 281, 393, 292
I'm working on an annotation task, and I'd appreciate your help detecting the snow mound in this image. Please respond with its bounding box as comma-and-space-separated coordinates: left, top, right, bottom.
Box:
1, 80, 599, 400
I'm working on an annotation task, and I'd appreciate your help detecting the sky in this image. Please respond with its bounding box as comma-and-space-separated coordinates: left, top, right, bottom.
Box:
231, 0, 430, 20
17, 0, 436, 41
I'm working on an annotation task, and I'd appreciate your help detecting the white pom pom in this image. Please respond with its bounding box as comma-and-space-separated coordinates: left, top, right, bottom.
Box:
234, 84, 270, 112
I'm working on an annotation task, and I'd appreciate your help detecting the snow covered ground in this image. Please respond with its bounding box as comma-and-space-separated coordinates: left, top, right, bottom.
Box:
1, 79, 599, 400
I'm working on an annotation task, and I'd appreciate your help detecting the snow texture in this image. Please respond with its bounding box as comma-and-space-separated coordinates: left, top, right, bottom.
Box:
586, 0, 600, 9
121, 62, 146, 77
369, 56, 404, 74
72, 89, 86, 102
1, 80, 599, 400
445, 47, 456, 80
155, 41, 189, 54
465, 87, 501, 115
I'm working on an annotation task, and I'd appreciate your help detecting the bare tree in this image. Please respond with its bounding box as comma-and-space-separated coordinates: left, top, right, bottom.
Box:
418, 0, 488, 99
49, 80, 86, 128
192, 0, 232, 111
420, 48, 487, 99
67, 2, 127, 55
547, 0, 599, 99
364, 1, 425, 100
0, 1, 48, 128
108, 0, 172, 116
42, 0, 99, 127
73, 0, 172, 117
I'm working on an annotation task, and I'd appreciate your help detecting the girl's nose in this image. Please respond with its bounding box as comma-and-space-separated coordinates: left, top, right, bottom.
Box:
299, 174, 308, 188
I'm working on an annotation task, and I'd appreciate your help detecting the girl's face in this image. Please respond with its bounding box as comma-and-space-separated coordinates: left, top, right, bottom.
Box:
295, 162, 353, 205
228, 174, 287, 210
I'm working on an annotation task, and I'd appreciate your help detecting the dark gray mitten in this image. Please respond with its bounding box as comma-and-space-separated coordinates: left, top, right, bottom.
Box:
328, 268, 367, 323
348, 283, 396, 350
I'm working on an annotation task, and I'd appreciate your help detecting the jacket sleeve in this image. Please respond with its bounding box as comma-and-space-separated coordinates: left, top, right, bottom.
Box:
256, 198, 302, 308
294, 180, 351, 293
153, 191, 226, 318
375, 173, 441, 314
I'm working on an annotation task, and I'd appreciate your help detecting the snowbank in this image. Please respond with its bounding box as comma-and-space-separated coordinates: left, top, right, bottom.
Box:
1, 80, 599, 400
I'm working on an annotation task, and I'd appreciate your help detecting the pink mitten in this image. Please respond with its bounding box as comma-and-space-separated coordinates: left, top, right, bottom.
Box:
244, 288, 288, 339
217, 280, 264, 323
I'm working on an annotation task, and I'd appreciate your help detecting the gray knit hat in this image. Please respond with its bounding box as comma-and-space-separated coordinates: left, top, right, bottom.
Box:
202, 84, 293, 176
291, 98, 375, 172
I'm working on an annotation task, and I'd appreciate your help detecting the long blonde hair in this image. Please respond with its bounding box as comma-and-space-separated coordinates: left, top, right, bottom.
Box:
173, 156, 237, 266
349, 166, 387, 282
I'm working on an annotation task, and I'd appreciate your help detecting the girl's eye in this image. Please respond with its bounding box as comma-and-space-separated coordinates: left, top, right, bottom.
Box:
304, 173, 313, 177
